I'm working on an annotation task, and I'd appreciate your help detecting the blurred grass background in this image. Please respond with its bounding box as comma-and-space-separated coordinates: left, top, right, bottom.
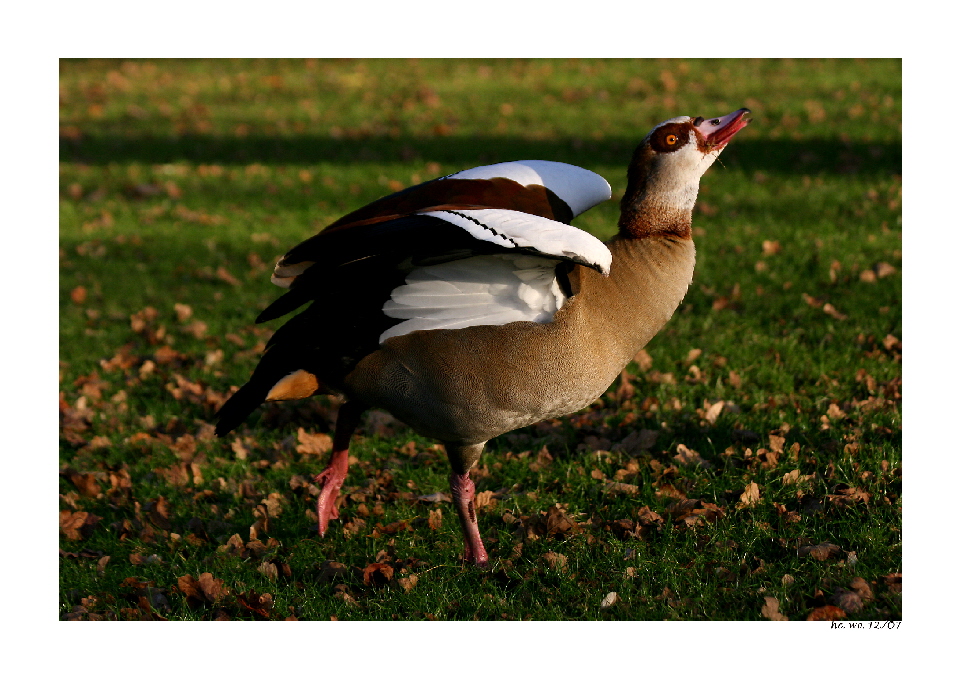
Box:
59, 58, 900, 621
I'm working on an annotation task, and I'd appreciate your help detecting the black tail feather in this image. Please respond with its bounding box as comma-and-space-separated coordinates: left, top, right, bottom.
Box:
215, 381, 270, 436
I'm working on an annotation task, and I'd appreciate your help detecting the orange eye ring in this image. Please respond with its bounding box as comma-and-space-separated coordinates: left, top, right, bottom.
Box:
665, 134, 679, 145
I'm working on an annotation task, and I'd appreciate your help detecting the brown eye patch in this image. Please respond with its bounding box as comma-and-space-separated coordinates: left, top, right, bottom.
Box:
649, 123, 690, 153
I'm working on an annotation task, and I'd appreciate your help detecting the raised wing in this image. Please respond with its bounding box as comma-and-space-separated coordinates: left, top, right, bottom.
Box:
257, 161, 612, 324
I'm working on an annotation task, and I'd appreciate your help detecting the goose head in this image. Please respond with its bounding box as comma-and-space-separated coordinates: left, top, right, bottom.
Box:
619, 108, 751, 236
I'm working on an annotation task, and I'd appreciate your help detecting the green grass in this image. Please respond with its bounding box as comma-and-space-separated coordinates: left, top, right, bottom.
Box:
59, 58, 901, 621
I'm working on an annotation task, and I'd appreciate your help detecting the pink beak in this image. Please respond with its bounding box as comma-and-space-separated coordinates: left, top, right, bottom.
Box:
694, 108, 751, 149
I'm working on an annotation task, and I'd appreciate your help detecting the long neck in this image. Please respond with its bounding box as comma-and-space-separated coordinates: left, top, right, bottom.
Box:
617, 156, 700, 240
569, 234, 696, 370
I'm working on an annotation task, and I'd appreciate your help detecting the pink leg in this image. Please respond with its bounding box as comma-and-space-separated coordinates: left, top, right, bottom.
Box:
449, 471, 489, 567
314, 401, 365, 536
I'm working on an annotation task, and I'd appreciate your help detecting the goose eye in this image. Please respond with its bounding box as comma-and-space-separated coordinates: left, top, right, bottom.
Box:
665, 134, 679, 145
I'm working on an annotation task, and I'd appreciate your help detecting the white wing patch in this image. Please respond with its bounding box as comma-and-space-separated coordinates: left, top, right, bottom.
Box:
379, 255, 566, 343
420, 208, 612, 275
445, 160, 611, 216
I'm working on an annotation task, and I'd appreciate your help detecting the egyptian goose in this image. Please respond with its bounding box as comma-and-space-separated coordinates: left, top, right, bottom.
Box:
216, 108, 751, 566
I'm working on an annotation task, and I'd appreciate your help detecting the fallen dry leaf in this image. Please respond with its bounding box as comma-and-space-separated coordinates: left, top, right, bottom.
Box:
761, 240, 781, 256
235, 589, 274, 620
296, 428, 333, 455
807, 605, 847, 621
674, 443, 712, 468
737, 482, 761, 509
546, 504, 577, 536
418, 492, 451, 503
600, 592, 619, 609
849, 577, 874, 601
60, 510, 101, 540
362, 562, 394, 587
761, 596, 789, 621
398, 574, 419, 592
798, 542, 843, 561
542, 551, 568, 571
603, 481, 640, 496
702, 401, 724, 425
428, 508, 443, 531
831, 588, 864, 614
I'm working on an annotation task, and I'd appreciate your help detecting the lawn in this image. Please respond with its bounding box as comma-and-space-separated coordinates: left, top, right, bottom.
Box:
59, 58, 901, 621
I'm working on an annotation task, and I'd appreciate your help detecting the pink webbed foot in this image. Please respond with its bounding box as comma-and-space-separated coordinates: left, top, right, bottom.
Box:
449, 471, 490, 567
314, 449, 349, 536
313, 401, 365, 537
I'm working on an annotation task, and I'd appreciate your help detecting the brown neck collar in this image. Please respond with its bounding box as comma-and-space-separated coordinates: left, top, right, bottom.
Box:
617, 192, 693, 240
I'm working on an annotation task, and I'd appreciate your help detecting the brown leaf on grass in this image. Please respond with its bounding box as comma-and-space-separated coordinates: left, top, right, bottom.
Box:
703, 400, 725, 424
830, 588, 864, 614
761, 240, 781, 256
70, 285, 88, 304
761, 596, 789, 621
674, 443, 712, 468
60, 510, 101, 540
198, 573, 228, 602
807, 605, 847, 621
664, 499, 725, 527
61, 467, 102, 498
546, 504, 577, 536
215, 266, 241, 286
155, 463, 192, 487
81, 436, 112, 451
599, 592, 620, 609
875, 262, 897, 278
474, 490, 497, 510
333, 583, 359, 606
258, 561, 279, 581
615, 429, 658, 455
235, 590, 274, 620
798, 542, 843, 561
362, 563, 394, 587
398, 574, 419, 592
342, 518, 366, 538
737, 482, 762, 509
295, 428, 333, 455
231, 437, 250, 460
426, 508, 443, 531
632, 348, 653, 371
781, 469, 814, 486
826, 403, 847, 420
603, 481, 639, 496
823, 303, 847, 321
153, 346, 186, 366
218, 534, 246, 556
174, 303, 192, 322
656, 482, 686, 501
849, 577, 874, 601
373, 520, 412, 536
882, 573, 902, 594
177, 573, 227, 607
145, 497, 172, 530
615, 370, 635, 401
542, 551, 568, 572
128, 553, 164, 566
418, 492, 451, 503
636, 506, 666, 532
826, 484, 871, 507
